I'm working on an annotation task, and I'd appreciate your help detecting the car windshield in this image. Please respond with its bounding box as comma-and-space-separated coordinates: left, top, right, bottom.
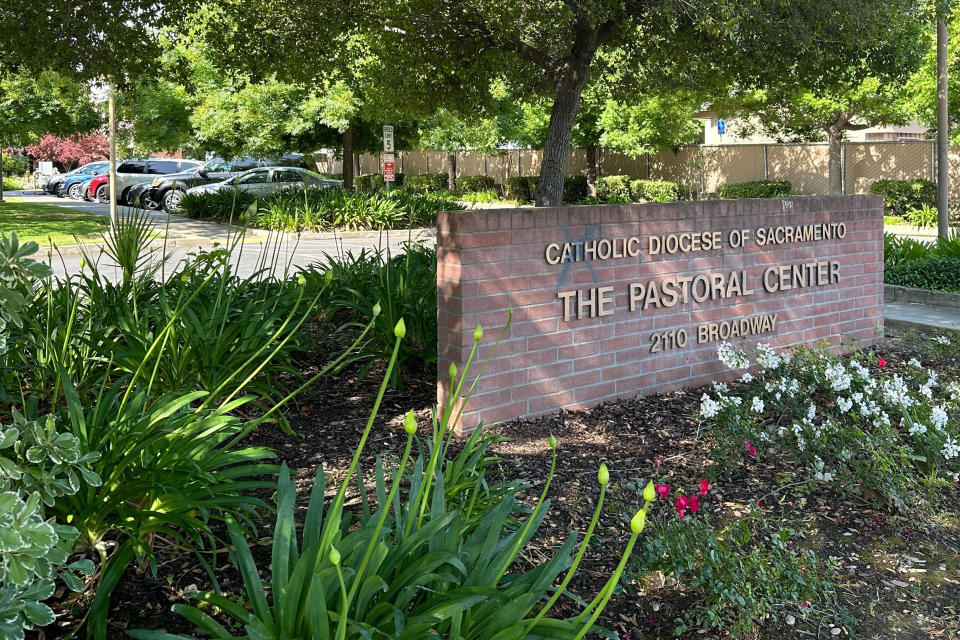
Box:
202, 158, 231, 173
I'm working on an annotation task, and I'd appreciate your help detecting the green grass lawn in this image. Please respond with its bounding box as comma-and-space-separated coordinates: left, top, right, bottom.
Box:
0, 197, 109, 245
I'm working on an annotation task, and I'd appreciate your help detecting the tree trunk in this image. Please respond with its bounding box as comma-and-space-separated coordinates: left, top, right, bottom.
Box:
585, 144, 598, 197
536, 56, 595, 207
342, 124, 354, 190
447, 151, 457, 192
0, 146, 5, 202
827, 127, 843, 195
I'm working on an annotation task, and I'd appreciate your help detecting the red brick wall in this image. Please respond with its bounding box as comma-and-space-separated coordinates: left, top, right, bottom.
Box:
437, 196, 884, 431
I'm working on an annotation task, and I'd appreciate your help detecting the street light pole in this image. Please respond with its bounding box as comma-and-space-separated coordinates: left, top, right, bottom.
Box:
108, 82, 118, 224
937, 4, 950, 238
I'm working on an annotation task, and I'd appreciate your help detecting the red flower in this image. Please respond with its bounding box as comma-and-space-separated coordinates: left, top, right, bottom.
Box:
878, 357, 887, 368
699, 479, 710, 495
746, 441, 756, 456
689, 495, 700, 513
655, 484, 670, 499
675, 495, 689, 518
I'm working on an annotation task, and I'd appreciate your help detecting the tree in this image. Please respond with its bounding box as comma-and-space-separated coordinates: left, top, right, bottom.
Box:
714, 15, 926, 195
222, 0, 917, 206
25, 133, 109, 170
0, 70, 100, 147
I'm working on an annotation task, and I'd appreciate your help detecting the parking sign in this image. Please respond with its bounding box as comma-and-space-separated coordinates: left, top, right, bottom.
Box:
383, 125, 394, 153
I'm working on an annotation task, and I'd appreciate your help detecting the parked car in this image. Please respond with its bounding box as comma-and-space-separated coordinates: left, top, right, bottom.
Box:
56, 162, 110, 199
84, 158, 204, 204
185, 167, 340, 199
125, 155, 314, 212
43, 161, 109, 195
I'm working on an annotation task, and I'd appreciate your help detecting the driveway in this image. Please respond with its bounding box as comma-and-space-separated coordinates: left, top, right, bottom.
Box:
13, 191, 435, 281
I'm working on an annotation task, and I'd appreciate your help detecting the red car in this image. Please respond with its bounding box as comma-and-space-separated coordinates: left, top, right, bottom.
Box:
85, 173, 110, 203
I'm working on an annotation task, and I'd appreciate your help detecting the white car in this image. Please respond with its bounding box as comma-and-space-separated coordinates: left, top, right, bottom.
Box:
185, 166, 340, 198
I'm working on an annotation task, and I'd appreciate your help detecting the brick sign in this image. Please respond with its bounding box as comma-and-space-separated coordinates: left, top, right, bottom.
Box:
437, 196, 884, 431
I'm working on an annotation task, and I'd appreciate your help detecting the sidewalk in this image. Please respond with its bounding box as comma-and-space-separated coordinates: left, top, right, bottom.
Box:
886, 302, 960, 331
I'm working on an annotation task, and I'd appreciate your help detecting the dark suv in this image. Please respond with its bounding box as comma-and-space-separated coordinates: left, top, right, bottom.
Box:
126, 155, 311, 212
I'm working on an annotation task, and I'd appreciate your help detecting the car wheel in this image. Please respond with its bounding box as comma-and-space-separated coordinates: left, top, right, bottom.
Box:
163, 189, 185, 212
68, 183, 83, 199
142, 194, 161, 210
96, 184, 110, 204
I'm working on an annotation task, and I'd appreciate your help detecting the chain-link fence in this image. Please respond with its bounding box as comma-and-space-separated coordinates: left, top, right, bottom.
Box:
349, 140, 960, 201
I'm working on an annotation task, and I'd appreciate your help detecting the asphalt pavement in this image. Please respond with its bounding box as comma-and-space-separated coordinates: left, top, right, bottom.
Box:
8, 190, 435, 281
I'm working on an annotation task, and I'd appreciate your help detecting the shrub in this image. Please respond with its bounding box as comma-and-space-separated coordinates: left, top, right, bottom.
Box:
2, 154, 28, 175
177, 188, 256, 221
631, 179, 685, 202
403, 172, 448, 193
886, 256, 960, 292
883, 232, 930, 269
460, 190, 500, 204
353, 172, 384, 192
505, 176, 539, 202
0, 411, 98, 640
870, 178, 936, 217
596, 175, 632, 203
716, 180, 791, 199
563, 175, 588, 203
130, 330, 649, 640
699, 342, 960, 513
637, 508, 840, 637
303, 243, 438, 386
456, 174, 497, 193
906, 203, 938, 227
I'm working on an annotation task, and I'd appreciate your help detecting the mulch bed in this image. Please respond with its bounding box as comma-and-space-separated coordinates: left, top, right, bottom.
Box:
37, 327, 960, 639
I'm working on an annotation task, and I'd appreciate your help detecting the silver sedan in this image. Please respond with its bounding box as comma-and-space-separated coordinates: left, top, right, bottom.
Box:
185, 166, 341, 197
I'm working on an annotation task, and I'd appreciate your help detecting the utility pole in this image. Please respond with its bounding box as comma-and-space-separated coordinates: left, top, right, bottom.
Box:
108, 82, 118, 224
938, 3, 950, 238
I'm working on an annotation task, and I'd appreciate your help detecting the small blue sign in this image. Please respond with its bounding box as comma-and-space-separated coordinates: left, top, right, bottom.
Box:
718, 119, 726, 135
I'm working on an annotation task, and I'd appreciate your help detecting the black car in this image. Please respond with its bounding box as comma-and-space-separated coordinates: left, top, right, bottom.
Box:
126, 155, 311, 212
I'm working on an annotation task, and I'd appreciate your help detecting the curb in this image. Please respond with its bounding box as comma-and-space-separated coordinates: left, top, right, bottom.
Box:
884, 284, 960, 310
39, 235, 266, 258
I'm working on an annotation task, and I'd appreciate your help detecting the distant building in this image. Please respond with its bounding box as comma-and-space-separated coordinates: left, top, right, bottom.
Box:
695, 111, 930, 146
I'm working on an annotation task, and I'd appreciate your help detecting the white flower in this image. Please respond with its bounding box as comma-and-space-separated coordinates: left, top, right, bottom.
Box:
717, 342, 749, 370
908, 421, 927, 436
807, 404, 817, 420
908, 358, 922, 368
837, 397, 853, 413
812, 456, 834, 482
926, 370, 939, 389
932, 405, 949, 431
755, 343, 782, 370
849, 360, 871, 381
751, 396, 765, 413
882, 375, 915, 408
933, 335, 951, 345
740, 372, 754, 383
712, 381, 729, 394
824, 362, 852, 391
919, 384, 933, 400
700, 394, 721, 419
943, 436, 960, 460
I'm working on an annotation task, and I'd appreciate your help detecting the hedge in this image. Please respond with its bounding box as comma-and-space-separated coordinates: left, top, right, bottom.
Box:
354, 173, 404, 192
630, 179, 684, 202
404, 173, 448, 193
506, 176, 539, 202
596, 175, 632, 203
869, 179, 936, 217
716, 180, 791, 199
456, 175, 497, 193
886, 255, 960, 293
563, 176, 588, 203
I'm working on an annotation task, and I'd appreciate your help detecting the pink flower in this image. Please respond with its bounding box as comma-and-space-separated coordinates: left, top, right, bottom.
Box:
689, 495, 700, 513
699, 479, 710, 495
878, 357, 887, 368
801, 601, 809, 608
655, 484, 670, 499
675, 495, 689, 518
746, 441, 756, 456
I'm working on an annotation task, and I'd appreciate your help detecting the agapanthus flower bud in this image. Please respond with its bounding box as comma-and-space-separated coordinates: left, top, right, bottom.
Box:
630, 508, 647, 533
394, 318, 406, 338
643, 481, 656, 503
298, 273, 306, 286
548, 434, 557, 449
598, 463, 609, 485
448, 362, 457, 379
329, 546, 341, 565
372, 302, 381, 316
474, 324, 483, 341
404, 410, 417, 435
